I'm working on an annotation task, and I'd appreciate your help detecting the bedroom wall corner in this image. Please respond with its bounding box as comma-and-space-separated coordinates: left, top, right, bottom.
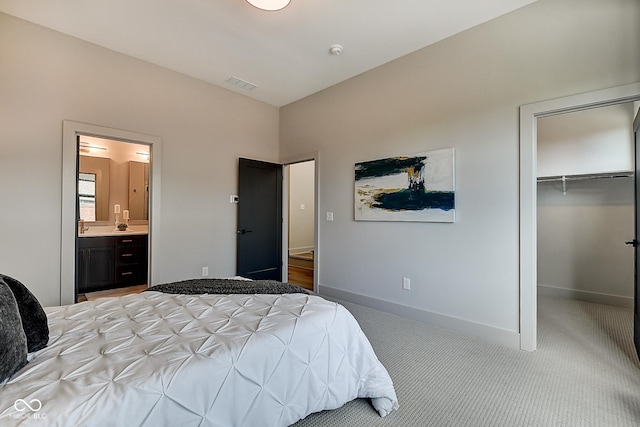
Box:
279, 0, 640, 344
319, 284, 521, 349
0, 12, 280, 306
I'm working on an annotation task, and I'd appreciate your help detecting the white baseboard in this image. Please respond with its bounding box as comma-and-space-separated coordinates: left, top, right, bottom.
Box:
288, 246, 314, 256
537, 284, 633, 309
318, 284, 521, 350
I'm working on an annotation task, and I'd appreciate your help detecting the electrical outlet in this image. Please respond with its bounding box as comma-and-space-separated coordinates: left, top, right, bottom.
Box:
326, 212, 334, 221
202, 267, 209, 277
403, 277, 411, 290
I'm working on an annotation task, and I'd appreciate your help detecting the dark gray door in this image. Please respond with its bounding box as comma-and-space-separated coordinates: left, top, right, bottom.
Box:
237, 158, 282, 280
634, 110, 640, 358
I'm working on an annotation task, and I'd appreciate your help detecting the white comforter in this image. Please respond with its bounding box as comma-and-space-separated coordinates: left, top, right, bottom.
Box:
0, 291, 398, 426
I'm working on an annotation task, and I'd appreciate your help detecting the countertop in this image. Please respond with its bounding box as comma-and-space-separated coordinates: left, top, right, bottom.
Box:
78, 225, 148, 237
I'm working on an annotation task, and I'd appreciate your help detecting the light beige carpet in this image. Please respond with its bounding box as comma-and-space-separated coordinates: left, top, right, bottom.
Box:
293, 296, 640, 427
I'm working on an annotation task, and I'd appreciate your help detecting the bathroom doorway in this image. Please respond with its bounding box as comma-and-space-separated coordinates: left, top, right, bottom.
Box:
75, 137, 151, 302
61, 121, 162, 306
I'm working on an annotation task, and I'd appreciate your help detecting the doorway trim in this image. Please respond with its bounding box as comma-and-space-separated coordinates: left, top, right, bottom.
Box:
281, 152, 319, 293
519, 82, 640, 351
61, 121, 162, 305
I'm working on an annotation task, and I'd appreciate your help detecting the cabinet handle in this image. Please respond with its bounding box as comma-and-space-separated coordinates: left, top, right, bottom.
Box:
121, 272, 133, 276
121, 253, 133, 257
121, 239, 133, 243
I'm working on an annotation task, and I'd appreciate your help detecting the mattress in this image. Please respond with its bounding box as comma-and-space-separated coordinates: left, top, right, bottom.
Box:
0, 291, 398, 426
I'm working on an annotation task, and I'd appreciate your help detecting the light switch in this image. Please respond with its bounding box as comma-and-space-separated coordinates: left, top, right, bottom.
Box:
300, 204, 305, 210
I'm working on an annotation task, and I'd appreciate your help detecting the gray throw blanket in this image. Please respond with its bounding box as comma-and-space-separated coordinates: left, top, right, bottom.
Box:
146, 278, 310, 295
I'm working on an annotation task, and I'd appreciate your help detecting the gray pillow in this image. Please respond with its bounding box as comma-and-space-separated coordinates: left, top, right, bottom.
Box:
1, 274, 49, 352
0, 278, 28, 382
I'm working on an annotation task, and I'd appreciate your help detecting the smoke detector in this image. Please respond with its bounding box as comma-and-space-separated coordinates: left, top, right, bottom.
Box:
329, 44, 343, 55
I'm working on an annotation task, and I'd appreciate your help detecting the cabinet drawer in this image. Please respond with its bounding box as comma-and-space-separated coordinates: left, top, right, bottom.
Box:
116, 235, 147, 247
116, 245, 147, 265
115, 265, 146, 285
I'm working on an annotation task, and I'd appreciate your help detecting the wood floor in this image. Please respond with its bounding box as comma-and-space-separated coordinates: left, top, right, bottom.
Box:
77, 254, 315, 301
287, 252, 314, 291
288, 265, 314, 291
77, 284, 148, 302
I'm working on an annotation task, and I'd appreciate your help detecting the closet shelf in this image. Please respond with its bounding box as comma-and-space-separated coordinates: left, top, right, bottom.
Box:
537, 171, 634, 195
537, 171, 634, 183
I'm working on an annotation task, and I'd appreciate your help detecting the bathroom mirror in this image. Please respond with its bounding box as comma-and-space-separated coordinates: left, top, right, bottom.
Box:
77, 138, 149, 224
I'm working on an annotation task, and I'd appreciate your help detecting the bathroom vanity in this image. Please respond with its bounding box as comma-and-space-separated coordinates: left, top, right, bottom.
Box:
77, 231, 148, 294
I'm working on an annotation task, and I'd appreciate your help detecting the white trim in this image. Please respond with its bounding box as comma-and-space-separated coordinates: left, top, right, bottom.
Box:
320, 284, 520, 349
538, 284, 633, 309
281, 152, 319, 293
288, 246, 314, 256
61, 121, 162, 305
281, 166, 290, 283
519, 82, 640, 351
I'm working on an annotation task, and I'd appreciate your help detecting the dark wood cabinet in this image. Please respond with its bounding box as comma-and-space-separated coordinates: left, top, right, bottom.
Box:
77, 237, 115, 293
114, 236, 148, 286
77, 235, 148, 294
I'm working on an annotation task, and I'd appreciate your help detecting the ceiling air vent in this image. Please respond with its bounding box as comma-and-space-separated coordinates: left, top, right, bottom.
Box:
226, 76, 257, 91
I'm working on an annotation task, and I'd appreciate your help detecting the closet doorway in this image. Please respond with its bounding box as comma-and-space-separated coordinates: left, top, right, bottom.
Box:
285, 160, 316, 291
519, 83, 640, 352
536, 103, 636, 310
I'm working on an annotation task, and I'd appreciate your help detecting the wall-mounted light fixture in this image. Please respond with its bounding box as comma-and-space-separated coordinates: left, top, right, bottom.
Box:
246, 0, 290, 11
79, 142, 107, 152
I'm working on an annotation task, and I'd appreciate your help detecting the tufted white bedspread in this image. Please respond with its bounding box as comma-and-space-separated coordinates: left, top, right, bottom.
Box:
0, 291, 398, 426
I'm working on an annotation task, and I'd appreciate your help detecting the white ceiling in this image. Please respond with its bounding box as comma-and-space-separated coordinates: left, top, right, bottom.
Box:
0, 0, 538, 107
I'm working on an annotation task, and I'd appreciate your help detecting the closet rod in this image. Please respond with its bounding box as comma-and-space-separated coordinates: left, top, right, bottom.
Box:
537, 171, 634, 183
537, 171, 634, 195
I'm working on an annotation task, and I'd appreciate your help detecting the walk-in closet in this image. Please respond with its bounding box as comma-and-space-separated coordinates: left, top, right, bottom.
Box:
537, 103, 638, 309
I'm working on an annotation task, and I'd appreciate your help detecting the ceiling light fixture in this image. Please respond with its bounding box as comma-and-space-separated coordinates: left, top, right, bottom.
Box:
246, 0, 290, 11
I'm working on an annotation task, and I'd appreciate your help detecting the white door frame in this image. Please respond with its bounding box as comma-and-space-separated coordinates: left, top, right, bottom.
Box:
281, 152, 319, 293
519, 83, 640, 351
61, 121, 162, 305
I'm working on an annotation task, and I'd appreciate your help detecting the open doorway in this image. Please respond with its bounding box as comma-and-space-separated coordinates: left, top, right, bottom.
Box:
75, 137, 151, 302
286, 160, 316, 291
536, 103, 636, 309
519, 83, 640, 351
61, 121, 162, 306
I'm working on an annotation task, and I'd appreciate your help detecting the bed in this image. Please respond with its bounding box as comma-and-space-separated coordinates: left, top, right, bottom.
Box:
0, 278, 398, 426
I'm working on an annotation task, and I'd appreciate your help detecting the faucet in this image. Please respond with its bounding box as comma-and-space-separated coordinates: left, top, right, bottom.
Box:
79, 219, 89, 234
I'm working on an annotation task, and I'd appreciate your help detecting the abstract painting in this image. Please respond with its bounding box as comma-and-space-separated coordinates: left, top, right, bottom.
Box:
355, 148, 455, 222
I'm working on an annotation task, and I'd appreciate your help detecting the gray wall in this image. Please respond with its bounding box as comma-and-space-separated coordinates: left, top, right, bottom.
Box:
538, 177, 634, 306
537, 104, 635, 177
0, 13, 279, 306
279, 0, 640, 346
288, 161, 315, 255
